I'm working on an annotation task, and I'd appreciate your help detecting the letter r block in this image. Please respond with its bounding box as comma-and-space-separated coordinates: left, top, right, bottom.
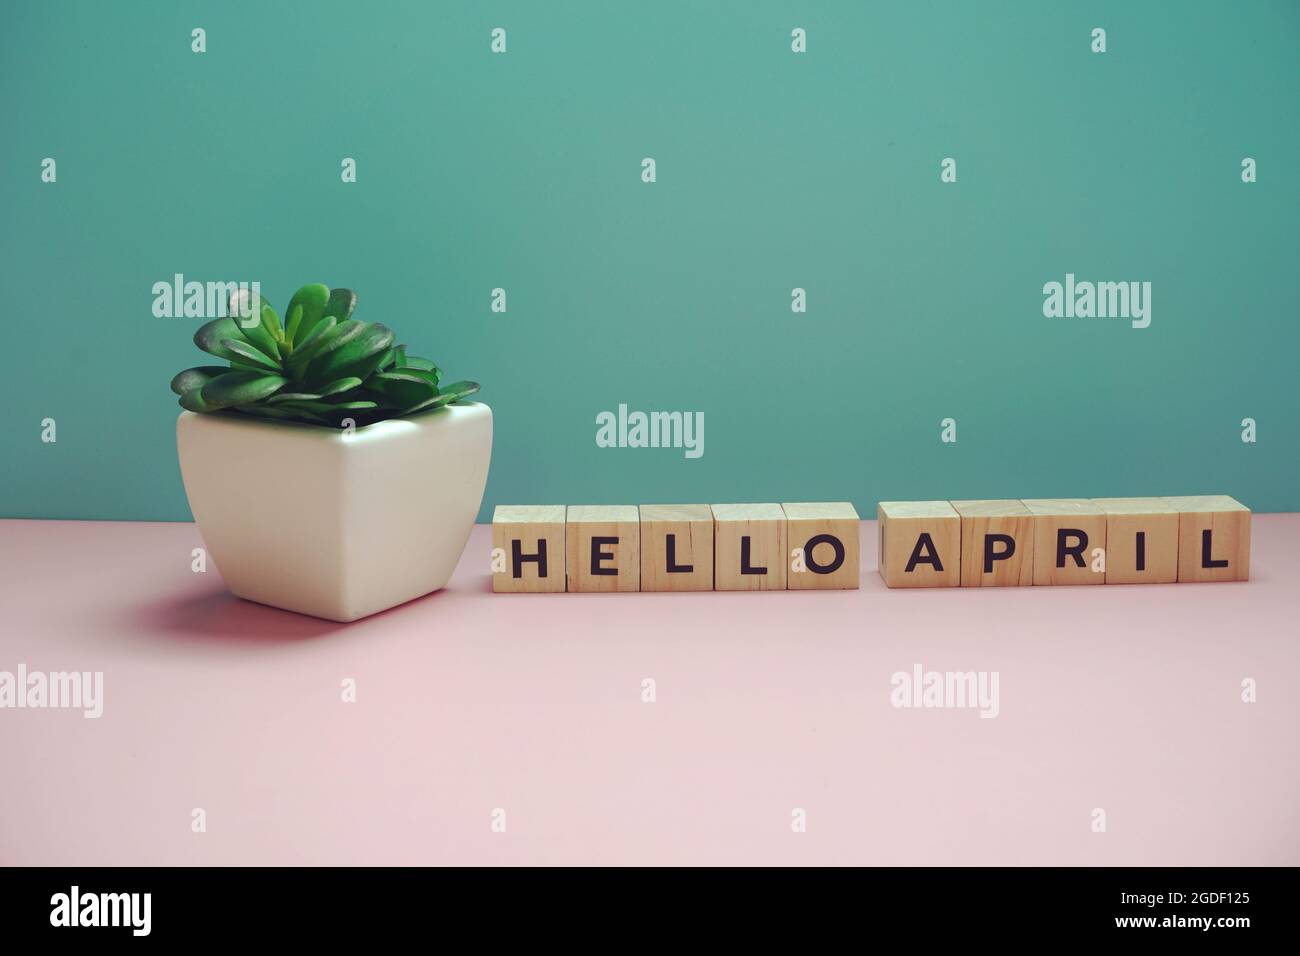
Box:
712, 503, 787, 591
951, 500, 1034, 587
1164, 495, 1251, 582
1022, 499, 1107, 586
566, 505, 640, 592
877, 500, 960, 588
783, 502, 860, 590
492, 505, 566, 593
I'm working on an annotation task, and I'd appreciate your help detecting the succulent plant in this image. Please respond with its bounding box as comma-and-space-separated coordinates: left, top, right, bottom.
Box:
170, 284, 479, 428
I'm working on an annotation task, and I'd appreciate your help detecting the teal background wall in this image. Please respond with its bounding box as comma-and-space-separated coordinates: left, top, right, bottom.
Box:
3, 0, 1298, 521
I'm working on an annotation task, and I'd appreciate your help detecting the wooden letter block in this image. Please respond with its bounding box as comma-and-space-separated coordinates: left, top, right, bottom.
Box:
1092, 497, 1178, 584
1022, 499, 1107, 586
877, 500, 960, 588
783, 502, 860, 590
1164, 495, 1251, 583
639, 504, 714, 592
712, 503, 787, 591
951, 500, 1034, 587
492, 505, 567, 593
565, 505, 640, 592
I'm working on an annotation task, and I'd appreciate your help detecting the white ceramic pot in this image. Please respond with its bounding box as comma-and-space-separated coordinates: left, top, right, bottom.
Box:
176, 402, 492, 622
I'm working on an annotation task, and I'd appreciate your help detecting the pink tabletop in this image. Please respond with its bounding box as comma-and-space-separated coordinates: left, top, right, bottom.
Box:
2, 517, 1297, 866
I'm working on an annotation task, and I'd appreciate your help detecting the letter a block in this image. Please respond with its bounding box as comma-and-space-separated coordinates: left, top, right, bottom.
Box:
783, 502, 860, 590
566, 505, 640, 592
951, 500, 1034, 587
712, 503, 787, 591
877, 500, 960, 588
1093, 497, 1178, 584
639, 504, 714, 592
1022, 499, 1106, 586
1164, 495, 1251, 582
492, 505, 567, 593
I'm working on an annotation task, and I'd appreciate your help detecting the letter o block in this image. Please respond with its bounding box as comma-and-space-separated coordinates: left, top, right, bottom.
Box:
1164, 495, 1251, 582
566, 506, 640, 592
877, 501, 960, 588
951, 500, 1034, 587
492, 505, 566, 593
783, 502, 860, 590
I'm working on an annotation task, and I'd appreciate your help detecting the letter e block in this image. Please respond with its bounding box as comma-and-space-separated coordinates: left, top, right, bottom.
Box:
712, 503, 787, 591
783, 502, 860, 590
1092, 497, 1178, 584
951, 500, 1034, 587
492, 505, 566, 593
640, 504, 714, 592
566, 506, 640, 592
877, 500, 960, 588
1164, 495, 1251, 582
1022, 499, 1107, 586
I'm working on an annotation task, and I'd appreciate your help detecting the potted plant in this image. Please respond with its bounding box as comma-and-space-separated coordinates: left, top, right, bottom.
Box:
171, 283, 491, 622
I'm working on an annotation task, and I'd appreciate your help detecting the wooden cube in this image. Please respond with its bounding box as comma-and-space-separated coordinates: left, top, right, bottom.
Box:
782, 502, 860, 590
877, 500, 960, 588
1164, 495, 1251, 583
951, 500, 1034, 587
1092, 497, 1179, 584
639, 504, 714, 592
712, 503, 787, 591
491, 505, 567, 593
565, 506, 640, 592
1022, 499, 1107, 586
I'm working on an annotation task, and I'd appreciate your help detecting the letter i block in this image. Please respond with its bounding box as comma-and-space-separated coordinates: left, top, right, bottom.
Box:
565, 506, 641, 592
639, 504, 714, 592
491, 505, 567, 593
1164, 495, 1251, 582
877, 501, 960, 588
1022, 499, 1107, 586
1092, 497, 1178, 584
783, 502, 860, 590
951, 500, 1034, 587
712, 503, 787, 591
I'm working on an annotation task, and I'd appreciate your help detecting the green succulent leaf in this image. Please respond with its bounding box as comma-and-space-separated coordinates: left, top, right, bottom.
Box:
308, 322, 395, 383
400, 356, 439, 374
322, 288, 358, 322
297, 319, 367, 382
317, 376, 364, 397
370, 369, 438, 408
178, 387, 215, 412
220, 338, 282, 372
200, 370, 289, 409
285, 284, 331, 346
400, 380, 480, 416
283, 304, 304, 344
194, 317, 251, 361
285, 315, 338, 377
170, 366, 228, 396
233, 404, 331, 425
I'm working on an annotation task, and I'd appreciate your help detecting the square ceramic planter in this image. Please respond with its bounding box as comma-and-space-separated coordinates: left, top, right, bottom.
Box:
176, 402, 492, 622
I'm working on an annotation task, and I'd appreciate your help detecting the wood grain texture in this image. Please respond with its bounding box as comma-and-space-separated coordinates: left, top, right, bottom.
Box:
1093, 497, 1179, 584
491, 505, 567, 593
877, 500, 960, 588
1165, 495, 1251, 583
639, 504, 714, 592
1022, 499, 1107, 586
783, 502, 860, 590
951, 500, 1034, 587
712, 503, 787, 591
565, 505, 641, 592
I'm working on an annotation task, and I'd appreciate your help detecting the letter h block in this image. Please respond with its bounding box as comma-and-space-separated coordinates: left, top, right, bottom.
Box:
492, 505, 567, 593
566, 506, 641, 592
